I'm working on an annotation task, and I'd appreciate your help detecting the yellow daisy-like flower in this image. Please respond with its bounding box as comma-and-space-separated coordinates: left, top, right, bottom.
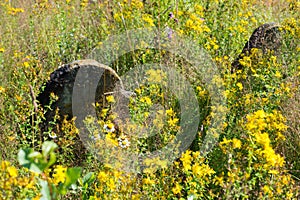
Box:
52, 165, 67, 185
166, 108, 175, 116
168, 117, 179, 127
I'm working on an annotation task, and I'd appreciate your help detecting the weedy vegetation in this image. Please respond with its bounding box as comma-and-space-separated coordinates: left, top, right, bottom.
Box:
0, 0, 299, 199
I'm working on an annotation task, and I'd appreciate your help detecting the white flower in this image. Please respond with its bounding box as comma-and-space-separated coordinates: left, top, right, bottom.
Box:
103, 123, 115, 133
49, 132, 57, 139
118, 135, 130, 148
187, 194, 196, 200
91, 134, 101, 141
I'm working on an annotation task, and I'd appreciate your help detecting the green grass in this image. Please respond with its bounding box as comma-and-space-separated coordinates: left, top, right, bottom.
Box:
0, 0, 299, 199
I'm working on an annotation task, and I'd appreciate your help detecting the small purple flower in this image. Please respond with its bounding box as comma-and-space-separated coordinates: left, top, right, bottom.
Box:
166, 27, 173, 39
169, 12, 179, 23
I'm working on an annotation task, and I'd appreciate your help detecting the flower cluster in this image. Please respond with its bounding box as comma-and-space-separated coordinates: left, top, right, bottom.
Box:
0, 161, 38, 199
0, 0, 299, 199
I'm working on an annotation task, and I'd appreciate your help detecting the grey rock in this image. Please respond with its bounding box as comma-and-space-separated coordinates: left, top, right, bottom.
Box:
231, 23, 281, 72
37, 59, 128, 132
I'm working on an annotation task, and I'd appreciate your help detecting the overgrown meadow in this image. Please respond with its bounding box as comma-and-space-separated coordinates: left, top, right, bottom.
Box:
0, 0, 299, 199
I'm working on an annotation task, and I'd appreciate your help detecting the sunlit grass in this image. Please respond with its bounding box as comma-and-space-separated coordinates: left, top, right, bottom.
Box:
0, 0, 299, 199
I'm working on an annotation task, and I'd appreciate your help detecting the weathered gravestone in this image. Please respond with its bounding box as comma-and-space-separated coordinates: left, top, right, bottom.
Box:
29, 59, 137, 166
37, 59, 128, 134
231, 23, 281, 72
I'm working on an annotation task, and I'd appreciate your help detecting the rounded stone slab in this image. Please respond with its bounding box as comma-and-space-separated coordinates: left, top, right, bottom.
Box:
37, 59, 123, 125
232, 23, 281, 72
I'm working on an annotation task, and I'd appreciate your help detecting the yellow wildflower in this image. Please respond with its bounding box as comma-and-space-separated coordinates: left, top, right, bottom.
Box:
168, 117, 179, 127
0, 86, 5, 93
142, 14, 155, 26
220, 137, 231, 146
98, 171, 108, 182
7, 166, 18, 177
104, 122, 115, 133
263, 185, 271, 194
236, 82, 243, 91
186, 19, 194, 28
106, 95, 115, 103
105, 133, 119, 146
131, 0, 144, 9
166, 108, 175, 116
269, 169, 279, 175
80, 0, 88, 7
232, 138, 242, 149
146, 69, 166, 84
275, 71, 282, 78
7, 7, 24, 15
214, 176, 224, 186
101, 108, 109, 118
107, 178, 116, 191
180, 150, 192, 172
23, 61, 30, 68
261, 146, 285, 167
251, 17, 257, 23
140, 96, 152, 105
52, 165, 67, 185
172, 183, 182, 195
142, 177, 155, 185
192, 163, 202, 176
15, 95, 22, 101
255, 133, 270, 147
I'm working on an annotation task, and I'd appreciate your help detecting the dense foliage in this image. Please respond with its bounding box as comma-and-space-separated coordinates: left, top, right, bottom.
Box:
0, 0, 299, 199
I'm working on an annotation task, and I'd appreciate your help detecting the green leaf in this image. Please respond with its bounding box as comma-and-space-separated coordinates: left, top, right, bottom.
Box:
18, 142, 57, 174
82, 172, 96, 187
39, 179, 51, 200
18, 148, 43, 174
46, 152, 57, 169
42, 141, 58, 157
18, 149, 32, 166
64, 167, 82, 189
82, 172, 95, 186
57, 167, 82, 195
28, 151, 42, 159
29, 164, 44, 174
